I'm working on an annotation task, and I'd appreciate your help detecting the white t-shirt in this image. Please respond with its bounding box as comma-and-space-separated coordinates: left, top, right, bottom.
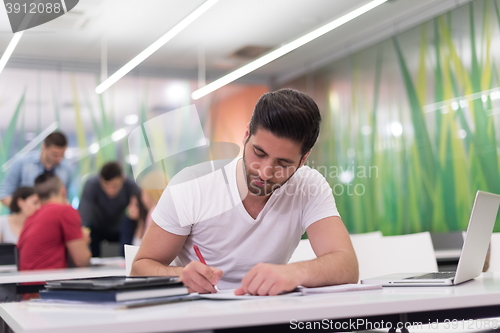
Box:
0, 215, 18, 244
152, 157, 340, 289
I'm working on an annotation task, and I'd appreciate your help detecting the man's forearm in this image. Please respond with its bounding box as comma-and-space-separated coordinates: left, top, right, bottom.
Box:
290, 250, 359, 287
131, 258, 184, 277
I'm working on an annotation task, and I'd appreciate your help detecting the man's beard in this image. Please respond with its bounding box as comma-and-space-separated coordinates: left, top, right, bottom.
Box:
242, 150, 296, 197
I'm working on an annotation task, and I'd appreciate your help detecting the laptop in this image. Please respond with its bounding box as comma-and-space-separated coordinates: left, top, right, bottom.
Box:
361, 191, 500, 286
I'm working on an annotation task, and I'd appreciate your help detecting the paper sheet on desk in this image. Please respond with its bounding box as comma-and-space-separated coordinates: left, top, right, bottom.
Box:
200, 284, 382, 300
298, 283, 382, 294
199, 289, 302, 300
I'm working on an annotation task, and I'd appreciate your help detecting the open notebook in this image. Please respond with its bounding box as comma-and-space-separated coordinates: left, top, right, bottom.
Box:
198, 284, 381, 300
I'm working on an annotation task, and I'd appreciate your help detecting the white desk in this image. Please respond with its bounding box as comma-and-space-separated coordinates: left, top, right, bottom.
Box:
0, 266, 125, 302
1, 273, 500, 333
0, 266, 125, 285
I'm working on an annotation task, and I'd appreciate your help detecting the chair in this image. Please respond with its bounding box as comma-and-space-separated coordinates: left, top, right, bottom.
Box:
288, 231, 383, 264
0, 244, 18, 273
353, 232, 438, 281
124, 244, 140, 276
487, 232, 500, 272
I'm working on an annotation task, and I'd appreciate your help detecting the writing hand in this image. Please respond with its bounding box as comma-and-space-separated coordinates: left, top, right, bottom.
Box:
179, 260, 223, 294
234, 263, 300, 296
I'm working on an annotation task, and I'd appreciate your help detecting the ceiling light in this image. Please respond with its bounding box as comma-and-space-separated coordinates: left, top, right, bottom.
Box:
124, 114, 139, 125
89, 143, 100, 154
339, 171, 354, 184
390, 122, 403, 137
0, 31, 23, 75
191, 0, 388, 100
125, 154, 139, 166
111, 128, 128, 142
165, 82, 190, 105
95, 0, 219, 94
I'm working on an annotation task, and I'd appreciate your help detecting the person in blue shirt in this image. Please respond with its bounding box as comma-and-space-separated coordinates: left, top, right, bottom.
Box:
0, 131, 72, 208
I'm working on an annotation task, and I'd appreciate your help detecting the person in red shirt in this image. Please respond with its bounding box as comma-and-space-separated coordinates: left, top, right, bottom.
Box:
18, 173, 91, 270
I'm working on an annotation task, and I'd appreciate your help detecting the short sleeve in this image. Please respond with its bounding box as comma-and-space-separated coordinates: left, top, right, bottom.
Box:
301, 170, 340, 231
151, 187, 191, 236
0, 159, 22, 199
61, 206, 83, 242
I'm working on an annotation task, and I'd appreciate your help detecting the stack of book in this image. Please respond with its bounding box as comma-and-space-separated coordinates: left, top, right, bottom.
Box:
31, 276, 192, 309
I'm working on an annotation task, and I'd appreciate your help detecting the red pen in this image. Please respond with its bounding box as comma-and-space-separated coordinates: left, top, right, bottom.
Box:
193, 245, 207, 265
193, 244, 219, 291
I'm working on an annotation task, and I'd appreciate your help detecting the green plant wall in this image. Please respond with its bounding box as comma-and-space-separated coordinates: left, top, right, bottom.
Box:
283, 0, 500, 234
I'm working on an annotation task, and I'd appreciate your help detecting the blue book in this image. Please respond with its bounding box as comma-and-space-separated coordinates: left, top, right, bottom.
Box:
40, 286, 189, 302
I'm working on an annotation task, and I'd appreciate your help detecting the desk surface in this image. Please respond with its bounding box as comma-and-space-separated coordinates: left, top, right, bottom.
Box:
0, 266, 125, 284
1, 273, 500, 333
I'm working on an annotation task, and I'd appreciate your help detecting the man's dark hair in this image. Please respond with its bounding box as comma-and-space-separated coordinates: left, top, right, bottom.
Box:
34, 173, 63, 201
249, 88, 321, 156
9, 187, 36, 213
44, 131, 68, 148
100, 162, 123, 181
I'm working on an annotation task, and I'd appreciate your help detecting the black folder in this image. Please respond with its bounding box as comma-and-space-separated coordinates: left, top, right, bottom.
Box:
45, 276, 182, 291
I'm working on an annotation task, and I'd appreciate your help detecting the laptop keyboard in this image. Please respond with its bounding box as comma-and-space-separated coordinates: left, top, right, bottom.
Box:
404, 272, 456, 280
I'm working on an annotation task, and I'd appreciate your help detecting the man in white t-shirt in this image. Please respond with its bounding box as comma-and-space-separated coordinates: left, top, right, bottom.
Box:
132, 88, 358, 295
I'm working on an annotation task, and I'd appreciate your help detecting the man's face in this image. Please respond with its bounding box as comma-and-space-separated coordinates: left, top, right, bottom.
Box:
42, 144, 66, 167
242, 127, 308, 197
100, 177, 124, 198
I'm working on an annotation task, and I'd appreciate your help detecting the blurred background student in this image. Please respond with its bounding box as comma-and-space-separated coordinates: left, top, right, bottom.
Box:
0, 132, 72, 208
78, 161, 140, 257
18, 174, 90, 270
121, 171, 166, 247
0, 187, 40, 244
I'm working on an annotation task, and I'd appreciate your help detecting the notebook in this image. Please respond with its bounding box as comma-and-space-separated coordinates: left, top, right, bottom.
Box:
45, 276, 181, 290
361, 191, 500, 287
40, 285, 189, 302
42, 276, 188, 302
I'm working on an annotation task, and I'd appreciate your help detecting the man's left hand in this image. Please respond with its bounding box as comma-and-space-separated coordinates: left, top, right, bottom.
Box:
234, 263, 301, 296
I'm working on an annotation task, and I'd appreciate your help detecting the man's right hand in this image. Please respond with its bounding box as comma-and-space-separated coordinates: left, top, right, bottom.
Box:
179, 261, 223, 294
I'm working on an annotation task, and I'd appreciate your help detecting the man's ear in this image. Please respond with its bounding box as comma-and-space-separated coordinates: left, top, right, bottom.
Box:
299, 151, 311, 168
60, 186, 67, 199
242, 122, 251, 146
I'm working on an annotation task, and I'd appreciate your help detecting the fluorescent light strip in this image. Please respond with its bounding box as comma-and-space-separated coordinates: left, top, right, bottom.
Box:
191, 0, 387, 100
96, 0, 219, 94
0, 31, 24, 74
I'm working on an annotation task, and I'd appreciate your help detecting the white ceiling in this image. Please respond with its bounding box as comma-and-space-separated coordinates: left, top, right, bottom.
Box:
0, 0, 472, 86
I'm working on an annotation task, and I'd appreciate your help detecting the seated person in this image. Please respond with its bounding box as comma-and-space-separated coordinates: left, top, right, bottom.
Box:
131, 89, 358, 295
122, 171, 166, 246
17, 174, 91, 270
78, 162, 140, 257
0, 187, 40, 244
121, 194, 147, 247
